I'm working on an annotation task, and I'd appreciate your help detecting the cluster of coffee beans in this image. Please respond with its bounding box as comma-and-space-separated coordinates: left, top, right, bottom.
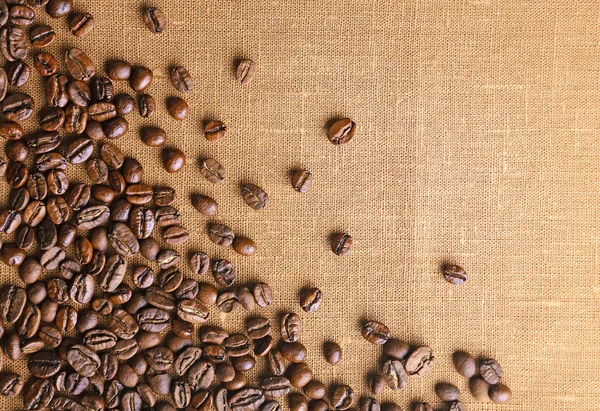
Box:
451, 352, 512, 405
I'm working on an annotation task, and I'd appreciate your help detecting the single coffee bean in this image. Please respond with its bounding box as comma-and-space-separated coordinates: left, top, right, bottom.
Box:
65, 137, 94, 164
37, 218, 58, 250
200, 158, 225, 183
129, 65, 153, 92
172, 380, 192, 408
443, 265, 467, 285
448, 401, 466, 411
291, 169, 313, 193
111, 198, 131, 222
154, 186, 175, 206
331, 233, 352, 256
113, 93, 135, 115
237, 286, 256, 310
91, 184, 115, 203
117, 363, 138, 387
39, 300, 59, 324
405, 346, 434, 377
10, 187, 29, 211
0, 120, 23, 140
69, 273, 94, 303
217, 291, 241, 313
138, 93, 155, 117
88, 101, 116, 121
1, 26, 28, 61
138, 238, 159, 262
3, 331, 22, 360
280, 313, 301, 343
98, 254, 127, 292
232, 236, 257, 256
109, 284, 132, 304
289, 394, 308, 411
479, 358, 503, 384
47, 278, 69, 303
145, 286, 176, 311
59, 258, 80, 280
29, 350, 61, 377
109, 222, 139, 257
177, 299, 209, 323
143, 7, 166, 33
309, 399, 329, 411
253, 282, 273, 307
23, 378, 54, 409
263, 349, 285, 376
45, 0, 71, 17
162, 147, 186, 172
6, 59, 29, 86
298, 288, 322, 313
67, 183, 91, 210
330, 385, 354, 410
132, 266, 154, 289
361, 321, 390, 344
156, 248, 180, 269
247, 317, 271, 339
328, 118, 356, 145
198, 282, 218, 305
172, 317, 193, 339
166, 96, 189, 120
19, 257, 42, 283
69, 12, 94, 36
9, 4, 34, 25
40, 107, 65, 131
141, 126, 166, 146
163, 225, 189, 245
106, 60, 132, 81
143, 346, 174, 372
136, 307, 170, 332
2, 92, 33, 121
452, 351, 476, 378
191, 194, 217, 216
122, 157, 144, 183
137, 384, 156, 407
33, 52, 58, 77
170, 65, 193, 92
261, 376, 290, 397
469, 376, 490, 402
280, 341, 306, 363
38, 325, 61, 348
323, 341, 342, 365
27, 172, 47, 200
214, 387, 229, 411
382, 359, 407, 390
0, 372, 23, 397
67, 345, 100, 377
383, 339, 410, 360
228, 388, 265, 411
15, 224, 35, 250
174, 346, 203, 376
186, 253, 210, 277
369, 374, 386, 395
0, 209, 20, 233
208, 223, 234, 246
285, 362, 312, 388
360, 398, 380, 411
6, 161, 28, 188
64, 48, 94, 81
488, 383, 512, 404
241, 183, 268, 210
55, 305, 77, 332
86, 158, 108, 183
215, 362, 236, 383
223, 334, 251, 358
434, 382, 460, 402
64, 104, 88, 134
27, 282, 47, 305
212, 259, 235, 286
25, 130, 60, 155
67, 80, 91, 106
229, 355, 253, 374
75, 205, 110, 230
0, 285, 26, 322
236, 59, 257, 85
0, 68, 6, 101
45, 73, 68, 107
199, 325, 229, 344
129, 206, 155, 239
6, 142, 29, 163
108, 308, 139, 340
76, 310, 99, 333
204, 120, 226, 141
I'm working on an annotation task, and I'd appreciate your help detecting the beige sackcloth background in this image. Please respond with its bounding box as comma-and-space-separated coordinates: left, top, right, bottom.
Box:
0, 0, 599, 409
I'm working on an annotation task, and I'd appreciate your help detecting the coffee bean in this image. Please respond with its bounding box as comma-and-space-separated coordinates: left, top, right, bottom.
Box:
405, 346, 434, 377
157, 266, 183, 292
45, 73, 68, 107
280, 313, 301, 343
260, 376, 290, 397
6, 59, 29, 86
280, 341, 306, 363
30, 25, 55, 50
108, 308, 139, 340
215, 362, 236, 383
145, 286, 176, 311
200, 158, 225, 183
452, 351, 476, 378
197, 282, 218, 306
187, 359, 214, 390
129, 206, 155, 239
75, 204, 110, 230
331, 232, 353, 256
177, 299, 208, 324
45, 0, 71, 17
59, 259, 80, 280
135, 307, 169, 333
187, 252, 209, 276
55, 304, 77, 332
137, 384, 156, 407
163, 225, 188, 246
3, 330, 22, 360
156, 248, 180, 269
2, 92, 33, 121
37, 218, 58, 250
113, 93, 135, 115
6, 142, 29, 164
309, 399, 329, 411
443, 265, 467, 285
0, 120, 23, 140
236, 59, 257, 85
162, 147, 186, 172
31, 53, 57, 80
143, 7, 166, 33
0, 285, 26, 322
0, 372, 23, 397
64, 48, 94, 81
166, 65, 194, 93
140, 126, 165, 147
107, 60, 132, 81
29, 350, 61, 377
488, 383, 512, 404
246, 317, 271, 339
204, 120, 226, 141
207, 223, 234, 246
448, 401, 466, 411
1, 26, 27, 61
166, 96, 189, 120
328, 118, 356, 145
105, 380, 124, 408
138, 93, 155, 117
241, 183, 268, 210
360, 397, 380, 411
27, 172, 48, 200
223, 334, 251, 358
64, 104, 88, 134
98, 254, 127, 292
76, 310, 99, 334
212, 259, 235, 287
67, 183, 91, 210
69, 273, 94, 303
66, 137, 94, 164
361, 321, 390, 344
369, 374, 386, 395
67, 80, 91, 106
69, 12, 93, 36
0, 209, 20, 233
6, 161, 29, 188
233, 236, 257, 256
253, 282, 273, 307
88, 101, 116, 121
291, 169, 313, 193
109, 222, 140, 257
174, 279, 198, 299
199, 325, 229, 344
19, 257, 42, 283
289, 394, 308, 411
171, 380, 192, 408
25, 130, 61, 155
23, 378, 54, 409
330, 385, 354, 410
27, 282, 47, 305
104, 116, 130, 139
91, 184, 115, 204
299, 287, 322, 313
191, 391, 213, 411
434, 382, 460, 402
286, 362, 312, 388
232, 286, 252, 310
15, 224, 35, 250
479, 358, 503, 384
86, 158, 108, 184
174, 346, 202, 376
411, 402, 432, 411
382, 359, 407, 390
323, 341, 342, 365
383, 338, 410, 360
9, 4, 33, 25
39, 108, 64, 132
217, 291, 241, 313
129, 65, 153, 92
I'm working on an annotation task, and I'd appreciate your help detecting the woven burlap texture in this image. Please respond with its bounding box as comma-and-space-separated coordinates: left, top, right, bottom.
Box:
0, 0, 599, 409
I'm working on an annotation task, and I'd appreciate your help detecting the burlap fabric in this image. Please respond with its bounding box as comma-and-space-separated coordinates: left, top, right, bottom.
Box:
0, 0, 598, 409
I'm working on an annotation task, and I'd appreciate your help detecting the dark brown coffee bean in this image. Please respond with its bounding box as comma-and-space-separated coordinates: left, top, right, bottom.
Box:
208, 223, 234, 246
170, 318, 192, 339
66, 345, 100, 377
165, 334, 192, 354
285, 362, 312, 388
177, 299, 209, 324
137, 93, 155, 117
3, 331, 22, 360
2, 92, 33, 120
169, 65, 193, 92
91, 184, 115, 203
76, 310, 99, 333
19, 257, 42, 283
23, 378, 54, 409
224, 372, 247, 391
199, 325, 228, 344
106, 60, 131, 81
382, 359, 407, 390
88, 101, 116, 121
434, 382, 460, 402
9, 187, 29, 211
86, 158, 108, 183
67, 183, 91, 210
166, 96, 188, 120
156, 248, 180, 269
489, 383, 512, 404
67, 80, 91, 106
262, 349, 284, 376
323, 341, 342, 365
154, 186, 175, 206
405, 346, 434, 377
174, 346, 202, 376
280, 341, 306, 363
131, 266, 153, 289
39, 108, 64, 132
191, 194, 217, 216
100, 143, 124, 170
448, 401, 466, 411
185, 359, 213, 391
30, 25, 55, 49
328, 118, 356, 145
27, 172, 47, 200
6, 59, 28, 86
237, 286, 255, 310
146, 373, 170, 396
172, 380, 192, 408
0, 120, 23, 140
108, 308, 138, 340
117, 363, 139, 387
145, 286, 175, 311
0, 67, 6, 101
212, 258, 235, 287
361, 321, 390, 345
27, 282, 46, 305
109, 222, 140, 257
97, 254, 126, 292
204, 120, 226, 141
479, 358, 503, 384
64, 48, 94, 81
69, 273, 94, 303
162, 147, 186, 173
157, 266, 183, 292
74, 204, 109, 230
229, 388, 265, 410
223, 334, 251, 358
143, 7, 166, 33
59, 259, 80, 280
89, 227, 108, 251
155, 206, 180, 228
443, 265, 467, 285
200, 158, 225, 183
136, 307, 169, 332
39, 300, 58, 324
261, 376, 290, 397
247, 317, 270, 339
241, 183, 268, 210
253, 283, 273, 307
34, 52, 58, 76
145, 346, 174, 372
113, 93, 134, 115
9, 4, 33, 25
0, 285, 26, 322
29, 350, 61, 377
232, 236, 257, 256
291, 169, 313, 193
129, 206, 155, 239
368, 374, 386, 395
191, 390, 213, 411
38, 325, 61, 348
83, 328, 117, 351
383, 338, 410, 360
6, 141, 29, 163
236, 59, 257, 85
45, 73, 68, 107
66, 137, 93, 164
330, 385, 354, 410
25, 130, 60, 155
280, 313, 301, 343
15, 224, 35, 250
69, 12, 93, 36
46, 169, 69, 195
0, 372, 23, 397
108, 284, 132, 305
129, 65, 153, 92
0, 209, 20, 233
6, 161, 28, 188
111, 198, 131, 222
125, 184, 153, 205
140, 126, 165, 146
37, 218, 58, 250
331, 232, 353, 256
198, 282, 218, 306
63, 104, 87, 134
216, 291, 241, 313
122, 157, 143, 183
55, 304, 77, 332
105, 380, 124, 408
1, 26, 27, 61
45, 0, 71, 17
137, 384, 156, 407
452, 351, 476, 378
84, 121, 105, 142
46, 278, 69, 303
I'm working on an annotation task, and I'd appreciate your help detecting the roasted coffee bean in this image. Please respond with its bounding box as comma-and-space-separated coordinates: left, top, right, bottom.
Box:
5, 161, 28, 187
247, 317, 271, 339
471, 377, 492, 402
331, 233, 352, 256
38, 325, 61, 348
369, 374, 387, 395
88, 101, 116, 121
0, 242, 26, 266
0, 285, 26, 322
29, 350, 61, 377
23, 378, 54, 409
34, 51, 58, 76
109, 284, 132, 304
117, 363, 138, 387
60, 371, 89, 395
157, 248, 180, 269
9, 4, 33, 25
223, 334, 251, 357
68, 183, 91, 210
237, 286, 255, 310
2, 92, 33, 120
69, 12, 93, 36
328, 118, 356, 145
382, 338, 410, 360
27, 283, 46, 305
108, 308, 138, 340
106, 60, 131, 81
155, 205, 181, 227
224, 372, 247, 391
122, 157, 144, 183
166, 334, 192, 353
45, 0, 71, 17
129, 65, 153, 92
200, 158, 225, 183
157, 266, 183, 292
39, 108, 65, 132
405, 346, 434, 377
170, 318, 192, 339
36, 218, 57, 250
215, 362, 236, 383
382, 359, 407, 390
100, 143, 124, 169
199, 325, 229, 344
0, 120, 23, 140
166, 96, 188, 120
136, 307, 169, 332
91, 184, 115, 203
212, 259, 235, 287
162, 147, 186, 172
59, 259, 80, 280
47, 278, 69, 303
4, 331, 22, 360
191, 390, 213, 411
361, 321, 390, 345
15, 224, 35, 250
64, 104, 88, 134
330, 385, 354, 410
145, 346, 173, 371
261, 376, 290, 397
360, 397, 380, 411
111, 198, 131, 222
232, 236, 257, 256
323, 341, 342, 365
448, 401, 466, 411
285, 362, 312, 388
281, 313, 301, 343
140, 126, 165, 147
130, 206, 154, 239
253, 283, 273, 307
217, 291, 241, 313
19, 257, 42, 283
230, 355, 254, 374
151, 186, 174, 207
443, 265, 467, 285
174, 346, 202, 376
69, 273, 94, 303
236, 59, 257, 85
90, 227, 108, 251
489, 383, 512, 404
6, 141, 29, 163
434, 382, 460, 402
39, 300, 59, 324
191, 193, 217, 216
10, 187, 29, 211
147, 373, 171, 396
289, 394, 308, 411
137, 93, 155, 117
143, 7, 166, 32
98, 254, 126, 292
241, 183, 268, 210
177, 299, 209, 323
198, 282, 218, 305
76, 310, 99, 333
105, 379, 123, 408
66, 137, 93, 164
280, 341, 306, 363
172, 380, 192, 408
229, 388, 265, 411
109, 222, 139, 257
479, 358, 503, 384
46, 170, 68, 195
208, 223, 234, 246
291, 169, 313, 193
0, 209, 20, 233
204, 120, 226, 142
89, 76, 113, 102
135, 330, 159, 350
1, 26, 27, 61
6, 59, 28, 86
452, 351, 476, 378
84, 120, 105, 139
131, 265, 153, 289
137, 384, 155, 407
86, 158, 108, 183
64, 48, 94, 81
45, 73, 68, 107
55, 305, 77, 332
107, 171, 125, 194
145, 286, 175, 311
113, 93, 134, 115
67, 80, 91, 106
167, 66, 193, 93
27, 172, 48, 200
0, 372, 23, 397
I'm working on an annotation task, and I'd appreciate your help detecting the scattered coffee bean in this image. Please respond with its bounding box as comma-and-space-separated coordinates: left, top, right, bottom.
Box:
280, 313, 301, 343
330, 385, 354, 410
232, 236, 257, 256
1, 26, 28, 61
6, 59, 29, 87
488, 383, 512, 404
236, 59, 257, 85
170, 65, 193, 92
64, 48, 94, 81
129, 65, 153, 92
69, 13, 94, 37
479, 358, 503, 384
141, 126, 166, 147
200, 158, 225, 183
382, 359, 407, 390
369, 374, 386, 395
405, 346, 434, 377
452, 351, 476, 378
34, 52, 58, 76
191, 193, 218, 216
331, 232, 352, 255
443, 264, 467, 285
323, 341, 342, 365
383, 338, 410, 360
435, 382, 460, 401
291, 169, 313, 193
328, 118, 356, 145
143, 7, 166, 33
208, 223, 234, 246
300, 287, 322, 313
162, 147, 186, 173
360, 397, 380, 411
361, 321, 390, 344
241, 183, 268, 210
